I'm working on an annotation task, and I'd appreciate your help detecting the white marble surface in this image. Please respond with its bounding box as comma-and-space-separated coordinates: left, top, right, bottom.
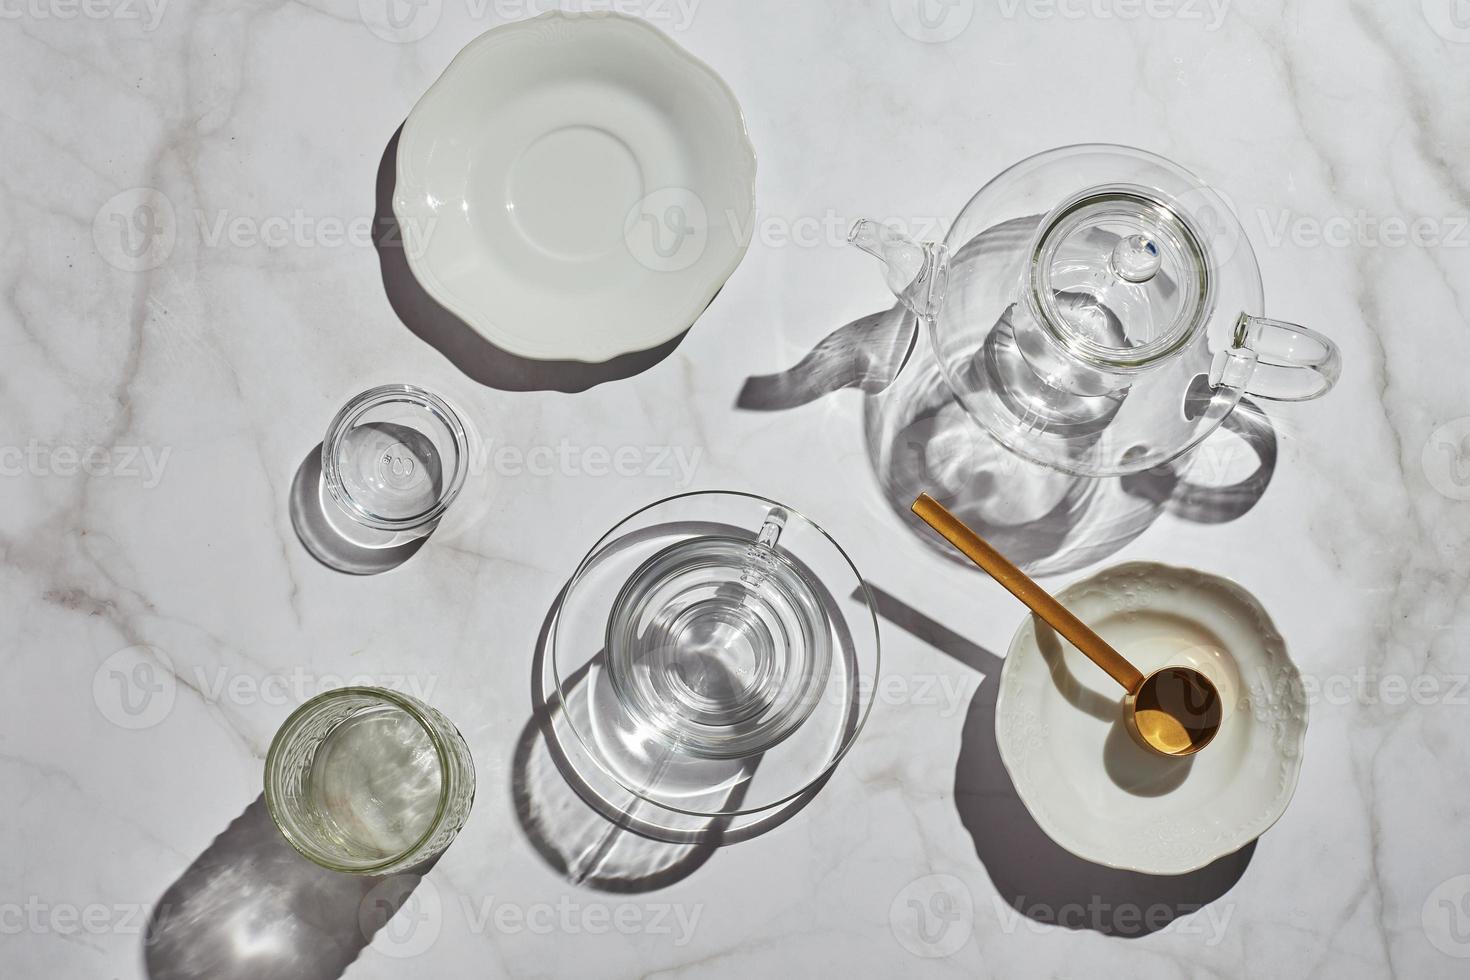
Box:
3, 1, 1470, 977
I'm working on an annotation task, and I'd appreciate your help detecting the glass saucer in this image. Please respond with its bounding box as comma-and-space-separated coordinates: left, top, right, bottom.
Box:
550, 491, 880, 818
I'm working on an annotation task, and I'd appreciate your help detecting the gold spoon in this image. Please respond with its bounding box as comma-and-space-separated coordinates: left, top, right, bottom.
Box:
912, 494, 1222, 757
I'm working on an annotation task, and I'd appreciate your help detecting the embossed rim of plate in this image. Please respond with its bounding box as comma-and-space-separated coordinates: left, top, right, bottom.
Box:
392, 12, 757, 363
994, 560, 1309, 875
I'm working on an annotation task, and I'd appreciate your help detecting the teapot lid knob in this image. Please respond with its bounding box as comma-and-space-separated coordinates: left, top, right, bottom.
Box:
1110, 234, 1163, 283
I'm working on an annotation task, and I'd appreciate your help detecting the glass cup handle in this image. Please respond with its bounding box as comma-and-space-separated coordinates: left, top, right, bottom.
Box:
1210, 314, 1342, 402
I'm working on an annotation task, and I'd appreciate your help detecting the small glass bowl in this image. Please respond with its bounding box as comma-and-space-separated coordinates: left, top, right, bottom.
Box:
264, 687, 476, 874
551, 491, 881, 820
322, 385, 469, 535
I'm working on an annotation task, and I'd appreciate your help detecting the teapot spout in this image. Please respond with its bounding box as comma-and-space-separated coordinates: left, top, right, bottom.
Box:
849, 219, 950, 319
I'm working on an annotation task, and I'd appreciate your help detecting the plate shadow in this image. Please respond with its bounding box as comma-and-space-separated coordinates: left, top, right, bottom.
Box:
373, 125, 688, 393
866, 584, 1254, 938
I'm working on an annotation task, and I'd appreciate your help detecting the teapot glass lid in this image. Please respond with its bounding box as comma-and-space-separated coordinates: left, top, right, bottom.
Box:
1029, 184, 1214, 369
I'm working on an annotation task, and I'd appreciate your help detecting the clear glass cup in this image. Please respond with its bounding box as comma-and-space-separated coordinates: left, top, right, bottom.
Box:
322, 385, 469, 538
264, 688, 476, 874
551, 491, 880, 823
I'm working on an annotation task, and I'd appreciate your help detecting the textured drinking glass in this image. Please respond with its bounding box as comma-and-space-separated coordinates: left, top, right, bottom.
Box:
551, 491, 880, 820
264, 688, 476, 874
322, 385, 469, 537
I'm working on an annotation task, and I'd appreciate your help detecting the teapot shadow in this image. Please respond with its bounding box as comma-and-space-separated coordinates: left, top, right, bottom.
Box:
373, 125, 688, 394
142, 795, 436, 980
736, 215, 1278, 578
865, 585, 1252, 938
738, 306, 1278, 576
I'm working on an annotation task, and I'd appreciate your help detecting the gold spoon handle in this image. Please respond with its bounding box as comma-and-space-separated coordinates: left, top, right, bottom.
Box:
911, 493, 1146, 694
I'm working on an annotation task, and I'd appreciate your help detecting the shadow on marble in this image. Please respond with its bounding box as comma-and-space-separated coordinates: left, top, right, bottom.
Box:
288, 443, 426, 575
866, 585, 1253, 938
738, 303, 1277, 578
863, 368, 1278, 578
512, 576, 829, 891
143, 795, 435, 980
735, 303, 919, 409
373, 125, 688, 394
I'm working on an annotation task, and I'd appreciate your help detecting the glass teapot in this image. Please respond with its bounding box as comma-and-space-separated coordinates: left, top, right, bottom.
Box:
851, 144, 1341, 477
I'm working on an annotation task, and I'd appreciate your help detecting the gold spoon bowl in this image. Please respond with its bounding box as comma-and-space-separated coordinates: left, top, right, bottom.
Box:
912, 493, 1223, 757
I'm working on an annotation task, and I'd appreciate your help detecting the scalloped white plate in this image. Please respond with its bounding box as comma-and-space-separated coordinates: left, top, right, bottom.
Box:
996, 561, 1308, 875
394, 13, 756, 362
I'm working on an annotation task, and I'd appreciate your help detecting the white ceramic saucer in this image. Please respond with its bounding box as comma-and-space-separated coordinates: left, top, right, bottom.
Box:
394, 13, 757, 363
995, 561, 1308, 875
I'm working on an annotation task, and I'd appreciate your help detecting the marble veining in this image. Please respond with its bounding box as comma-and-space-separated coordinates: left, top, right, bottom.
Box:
2, 1, 1469, 977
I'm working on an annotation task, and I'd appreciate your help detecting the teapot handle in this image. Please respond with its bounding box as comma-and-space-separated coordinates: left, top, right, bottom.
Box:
1210, 314, 1342, 402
